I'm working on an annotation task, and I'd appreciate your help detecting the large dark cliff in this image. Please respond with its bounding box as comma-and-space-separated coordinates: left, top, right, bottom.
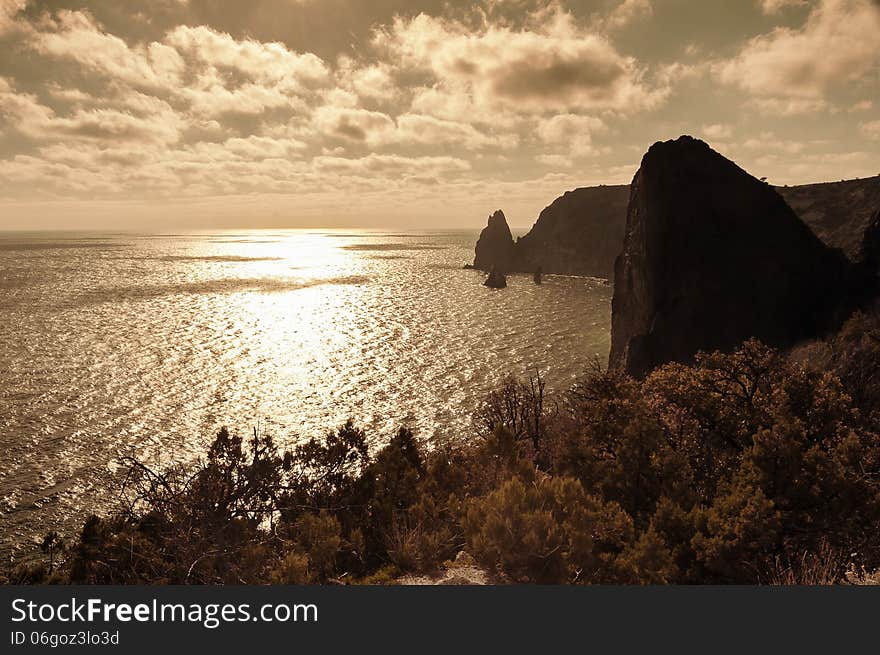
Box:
609, 136, 858, 377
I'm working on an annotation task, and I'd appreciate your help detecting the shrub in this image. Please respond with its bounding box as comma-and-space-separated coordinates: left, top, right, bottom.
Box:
292, 512, 342, 579
463, 473, 633, 584
616, 526, 679, 585
270, 552, 313, 585
690, 479, 781, 583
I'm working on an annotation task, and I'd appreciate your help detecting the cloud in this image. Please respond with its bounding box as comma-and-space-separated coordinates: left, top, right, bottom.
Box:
739, 132, 809, 154
701, 123, 734, 140
758, 0, 809, 14
310, 104, 517, 149
388, 114, 518, 149
222, 135, 308, 159
164, 24, 329, 92
862, 120, 880, 140
0, 77, 183, 143
0, 142, 314, 199
2, 7, 508, 204
0, 77, 54, 135
536, 113, 606, 157
749, 97, 829, 115
31, 11, 185, 90
311, 105, 395, 142
742, 149, 878, 184
717, 0, 880, 112
181, 79, 310, 117
375, 8, 669, 116
409, 86, 521, 128
338, 59, 399, 102
26, 11, 330, 118
312, 153, 471, 177
535, 153, 574, 168
601, 0, 654, 30
0, 0, 26, 35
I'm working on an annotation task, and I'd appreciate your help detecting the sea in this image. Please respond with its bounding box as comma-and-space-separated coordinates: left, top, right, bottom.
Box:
0, 229, 612, 558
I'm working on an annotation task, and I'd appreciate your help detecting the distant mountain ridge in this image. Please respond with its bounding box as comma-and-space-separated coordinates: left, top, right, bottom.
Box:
777, 177, 880, 262
473, 172, 880, 278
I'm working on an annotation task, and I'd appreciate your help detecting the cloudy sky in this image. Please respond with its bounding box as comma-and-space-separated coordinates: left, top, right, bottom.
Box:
0, 0, 878, 229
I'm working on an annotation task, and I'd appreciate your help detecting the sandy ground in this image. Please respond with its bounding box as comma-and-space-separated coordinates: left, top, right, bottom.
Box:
395, 551, 497, 585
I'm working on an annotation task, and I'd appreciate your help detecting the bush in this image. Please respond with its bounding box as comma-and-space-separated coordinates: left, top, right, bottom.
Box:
463, 473, 632, 583
292, 513, 342, 578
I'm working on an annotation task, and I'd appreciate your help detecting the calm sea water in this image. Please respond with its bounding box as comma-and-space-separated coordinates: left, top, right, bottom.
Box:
0, 229, 611, 558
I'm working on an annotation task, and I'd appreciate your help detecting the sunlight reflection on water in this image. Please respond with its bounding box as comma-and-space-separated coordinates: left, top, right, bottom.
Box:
0, 229, 611, 555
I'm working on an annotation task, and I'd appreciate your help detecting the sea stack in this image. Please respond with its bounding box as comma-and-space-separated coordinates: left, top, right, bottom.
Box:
473, 210, 516, 272
484, 266, 507, 289
610, 136, 854, 377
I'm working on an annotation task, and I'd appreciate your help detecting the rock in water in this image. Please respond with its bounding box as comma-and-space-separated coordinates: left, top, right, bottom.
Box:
473, 210, 515, 272
484, 266, 507, 289
610, 135, 855, 377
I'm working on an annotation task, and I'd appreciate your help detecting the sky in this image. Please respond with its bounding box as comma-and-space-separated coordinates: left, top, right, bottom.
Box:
0, 0, 878, 230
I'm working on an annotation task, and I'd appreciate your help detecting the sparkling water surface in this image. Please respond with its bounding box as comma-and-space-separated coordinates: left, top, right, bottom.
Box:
0, 229, 611, 557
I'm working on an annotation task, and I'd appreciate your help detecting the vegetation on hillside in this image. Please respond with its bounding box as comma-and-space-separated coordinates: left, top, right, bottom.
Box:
5, 309, 880, 585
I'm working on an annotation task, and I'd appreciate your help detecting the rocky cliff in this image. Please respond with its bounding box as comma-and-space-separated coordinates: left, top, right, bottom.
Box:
513, 186, 629, 277
473, 210, 516, 272
778, 177, 880, 263
609, 136, 856, 377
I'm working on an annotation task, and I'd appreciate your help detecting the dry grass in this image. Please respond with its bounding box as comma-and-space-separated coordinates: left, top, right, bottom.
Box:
769, 541, 845, 586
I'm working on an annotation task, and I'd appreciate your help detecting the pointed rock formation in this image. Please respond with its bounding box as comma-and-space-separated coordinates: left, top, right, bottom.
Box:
610, 136, 856, 377
473, 210, 516, 272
